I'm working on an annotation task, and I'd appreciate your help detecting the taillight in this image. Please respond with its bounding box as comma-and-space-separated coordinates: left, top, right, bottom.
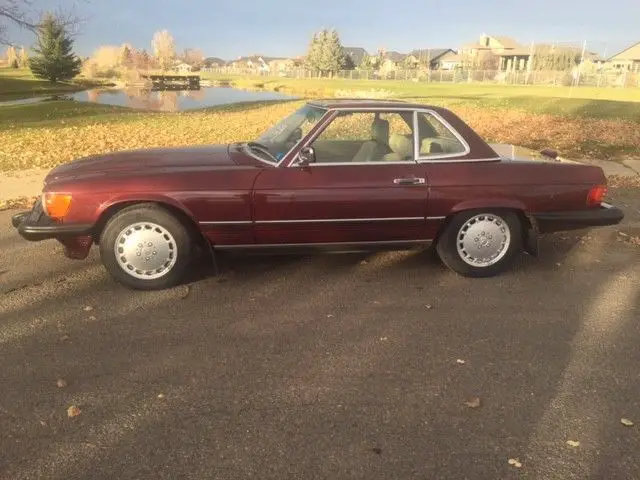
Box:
586, 185, 607, 207
43, 192, 73, 219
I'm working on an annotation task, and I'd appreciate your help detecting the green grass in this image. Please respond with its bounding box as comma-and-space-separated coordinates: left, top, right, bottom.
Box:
0, 67, 111, 101
201, 72, 640, 121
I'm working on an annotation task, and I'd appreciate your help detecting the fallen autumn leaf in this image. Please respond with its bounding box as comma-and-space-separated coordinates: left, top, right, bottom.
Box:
464, 397, 481, 408
67, 405, 81, 418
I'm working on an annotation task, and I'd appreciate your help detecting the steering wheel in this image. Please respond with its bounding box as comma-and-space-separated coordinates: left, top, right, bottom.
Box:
247, 142, 278, 162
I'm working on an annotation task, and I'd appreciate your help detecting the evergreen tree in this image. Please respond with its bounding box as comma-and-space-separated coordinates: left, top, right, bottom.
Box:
358, 54, 377, 71
304, 29, 346, 76
119, 44, 133, 68
28, 14, 81, 83
320, 29, 346, 75
304, 31, 322, 74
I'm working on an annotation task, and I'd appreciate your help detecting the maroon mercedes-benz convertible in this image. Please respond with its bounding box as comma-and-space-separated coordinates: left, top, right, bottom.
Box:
12, 99, 624, 290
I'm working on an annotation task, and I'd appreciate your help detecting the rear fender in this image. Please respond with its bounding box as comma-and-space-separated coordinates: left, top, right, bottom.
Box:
443, 199, 538, 256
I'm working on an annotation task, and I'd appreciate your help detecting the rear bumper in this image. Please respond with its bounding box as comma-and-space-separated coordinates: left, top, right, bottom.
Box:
532, 202, 624, 233
11, 199, 93, 242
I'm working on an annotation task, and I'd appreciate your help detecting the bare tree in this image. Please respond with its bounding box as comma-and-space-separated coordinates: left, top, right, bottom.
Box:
5, 43, 16, 65
17, 45, 27, 65
180, 47, 204, 68
1, 0, 84, 45
152, 29, 175, 71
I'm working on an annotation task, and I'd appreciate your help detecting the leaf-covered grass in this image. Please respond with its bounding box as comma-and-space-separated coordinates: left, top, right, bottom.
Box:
0, 100, 306, 171
0, 67, 110, 101
1, 98, 638, 172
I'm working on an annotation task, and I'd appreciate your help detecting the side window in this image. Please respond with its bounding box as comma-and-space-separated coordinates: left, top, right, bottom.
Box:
309, 111, 415, 164
417, 112, 467, 157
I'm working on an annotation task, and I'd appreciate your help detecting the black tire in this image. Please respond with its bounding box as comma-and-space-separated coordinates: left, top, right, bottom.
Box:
99, 204, 193, 290
435, 209, 523, 278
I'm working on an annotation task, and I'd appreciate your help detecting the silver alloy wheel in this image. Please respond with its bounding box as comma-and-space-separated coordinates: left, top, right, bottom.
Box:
456, 213, 511, 267
114, 222, 178, 280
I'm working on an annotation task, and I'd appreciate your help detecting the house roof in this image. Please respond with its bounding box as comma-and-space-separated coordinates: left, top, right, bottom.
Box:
492, 36, 520, 49
497, 44, 600, 60
234, 55, 285, 63
439, 52, 462, 62
409, 49, 455, 62
463, 35, 520, 50
608, 41, 640, 61
205, 57, 227, 65
383, 51, 407, 62
343, 47, 368, 66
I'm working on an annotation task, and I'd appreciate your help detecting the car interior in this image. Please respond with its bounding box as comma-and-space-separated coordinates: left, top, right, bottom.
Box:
309, 110, 466, 164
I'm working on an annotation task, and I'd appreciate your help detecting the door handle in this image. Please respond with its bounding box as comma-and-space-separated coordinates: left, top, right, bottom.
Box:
393, 177, 426, 185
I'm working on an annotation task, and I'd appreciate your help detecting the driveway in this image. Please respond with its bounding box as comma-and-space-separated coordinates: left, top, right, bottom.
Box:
1, 188, 639, 480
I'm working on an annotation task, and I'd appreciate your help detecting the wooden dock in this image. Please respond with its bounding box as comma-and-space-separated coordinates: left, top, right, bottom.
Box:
141, 75, 200, 89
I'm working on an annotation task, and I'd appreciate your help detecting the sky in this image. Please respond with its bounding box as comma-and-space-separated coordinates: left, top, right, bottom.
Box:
4, 0, 639, 59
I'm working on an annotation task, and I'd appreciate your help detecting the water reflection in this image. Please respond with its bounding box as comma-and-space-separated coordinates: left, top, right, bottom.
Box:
71, 86, 296, 112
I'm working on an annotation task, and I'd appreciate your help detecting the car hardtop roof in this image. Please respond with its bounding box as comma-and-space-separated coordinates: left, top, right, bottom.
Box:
307, 98, 439, 110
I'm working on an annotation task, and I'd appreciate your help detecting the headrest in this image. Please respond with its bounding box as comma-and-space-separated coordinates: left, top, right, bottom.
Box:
421, 138, 444, 154
388, 134, 413, 160
371, 119, 389, 143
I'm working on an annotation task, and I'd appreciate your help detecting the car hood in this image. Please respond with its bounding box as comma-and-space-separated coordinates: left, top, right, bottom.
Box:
45, 144, 235, 182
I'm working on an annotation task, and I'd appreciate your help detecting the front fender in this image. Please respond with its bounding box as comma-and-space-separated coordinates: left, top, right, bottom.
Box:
97, 193, 197, 223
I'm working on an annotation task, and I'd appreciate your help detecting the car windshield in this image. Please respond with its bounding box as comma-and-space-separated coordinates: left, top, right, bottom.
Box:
256, 104, 326, 159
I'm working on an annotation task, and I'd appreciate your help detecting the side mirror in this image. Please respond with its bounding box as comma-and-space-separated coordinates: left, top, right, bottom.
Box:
296, 146, 316, 166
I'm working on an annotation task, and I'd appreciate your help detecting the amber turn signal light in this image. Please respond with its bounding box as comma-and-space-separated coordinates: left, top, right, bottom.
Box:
586, 185, 607, 207
43, 192, 73, 219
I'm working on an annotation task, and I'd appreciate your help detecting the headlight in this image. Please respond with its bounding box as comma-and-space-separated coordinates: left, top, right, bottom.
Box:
43, 192, 73, 219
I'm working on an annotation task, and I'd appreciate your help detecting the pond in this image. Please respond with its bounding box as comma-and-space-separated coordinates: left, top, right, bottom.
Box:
1, 86, 298, 112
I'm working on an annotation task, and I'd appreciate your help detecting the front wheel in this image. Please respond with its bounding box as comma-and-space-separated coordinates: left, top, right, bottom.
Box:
99, 204, 194, 290
435, 210, 523, 278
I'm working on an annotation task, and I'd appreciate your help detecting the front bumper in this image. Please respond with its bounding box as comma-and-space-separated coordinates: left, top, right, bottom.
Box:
11, 199, 93, 242
532, 202, 625, 233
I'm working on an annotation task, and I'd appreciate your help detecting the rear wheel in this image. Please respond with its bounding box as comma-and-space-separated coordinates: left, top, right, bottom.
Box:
99, 204, 193, 290
436, 210, 522, 278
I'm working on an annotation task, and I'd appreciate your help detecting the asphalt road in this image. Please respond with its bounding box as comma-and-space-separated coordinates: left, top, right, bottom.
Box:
1, 189, 639, 480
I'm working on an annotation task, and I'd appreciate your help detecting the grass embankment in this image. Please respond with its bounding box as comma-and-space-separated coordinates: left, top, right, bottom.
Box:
0, 68, 110, 101
1, 68, 639, 171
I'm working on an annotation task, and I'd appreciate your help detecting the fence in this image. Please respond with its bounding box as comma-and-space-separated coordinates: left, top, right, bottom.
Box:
204, 66, 640, 88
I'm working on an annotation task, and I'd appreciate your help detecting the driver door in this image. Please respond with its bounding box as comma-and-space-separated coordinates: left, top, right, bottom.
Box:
252, 110, 430, 245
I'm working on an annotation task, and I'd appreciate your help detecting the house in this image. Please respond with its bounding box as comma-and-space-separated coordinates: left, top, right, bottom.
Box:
407, 49, 457, 69
343, 47, 368, 68
377, 51, 408, 71
498, 44, 601, 71
174, 62, 193, 73
457, 34, 519, 68
438, 51, 463, 70
268, 58, 301, 73
230, 55, 271, 71
607, 41, 640, 72
459, 34, 520, 57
